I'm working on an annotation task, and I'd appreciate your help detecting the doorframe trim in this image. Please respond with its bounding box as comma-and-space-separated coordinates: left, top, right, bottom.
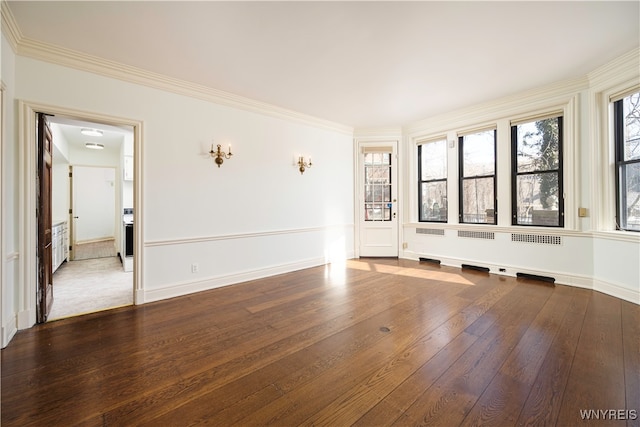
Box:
1, 82, 5, 345
354, 137, 401, 258
17, 100, 144, 329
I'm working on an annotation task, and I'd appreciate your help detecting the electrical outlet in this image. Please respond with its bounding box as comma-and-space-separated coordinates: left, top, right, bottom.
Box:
191, 263, 199, 273
402, 242, 408, 249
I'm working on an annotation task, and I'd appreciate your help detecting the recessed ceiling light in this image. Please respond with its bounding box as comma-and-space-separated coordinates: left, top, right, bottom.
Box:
85, 142, 105, 150
81, 128, 103, 137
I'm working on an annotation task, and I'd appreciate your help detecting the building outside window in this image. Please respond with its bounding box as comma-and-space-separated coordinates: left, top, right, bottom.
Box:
614, 91, 640, 232
459, 129, 496, 224
418, 139, 447, 222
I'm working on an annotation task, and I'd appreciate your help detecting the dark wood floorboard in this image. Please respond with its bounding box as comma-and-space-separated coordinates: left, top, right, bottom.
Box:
1, 258, 638, 426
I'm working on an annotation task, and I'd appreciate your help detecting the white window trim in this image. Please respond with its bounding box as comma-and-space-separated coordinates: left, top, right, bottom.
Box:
417, 137, 450, 223
591, 81, 640, 233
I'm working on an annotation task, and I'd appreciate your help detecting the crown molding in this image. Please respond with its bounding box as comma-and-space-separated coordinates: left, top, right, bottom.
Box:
1, 1, 21, 52
16, 38, 353, 135
404, 75, 589, 136
3, 11, 352, 135
353, 127, 402, 139
588, 48, 640, 92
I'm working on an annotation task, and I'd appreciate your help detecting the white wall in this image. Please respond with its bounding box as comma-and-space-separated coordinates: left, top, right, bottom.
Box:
72, 166, 116, 242
8, 51, 354, 317
592, 236, 639, 302
2, 32, 19, 346
51, 124, 70, 223
51, 161, 69, 223
123, 133, 133, 209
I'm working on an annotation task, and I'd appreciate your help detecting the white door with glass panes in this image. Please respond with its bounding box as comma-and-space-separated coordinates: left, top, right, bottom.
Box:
358, 142, 398, 257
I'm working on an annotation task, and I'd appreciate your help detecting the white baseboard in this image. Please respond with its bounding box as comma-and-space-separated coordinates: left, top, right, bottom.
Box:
134, 288, 145, 305
144, 256, 331, 303
17, 309, 33, 330
593, 279, 640, 305
2, 315, 17, 348
401, 250, 639, 305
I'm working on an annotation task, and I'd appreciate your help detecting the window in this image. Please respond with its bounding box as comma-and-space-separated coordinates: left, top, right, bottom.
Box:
364, 152, 392, 221
614, 91, 640, 232
418, 139, 447, 222
511, 116, 564, 226
459, 130, 496, 224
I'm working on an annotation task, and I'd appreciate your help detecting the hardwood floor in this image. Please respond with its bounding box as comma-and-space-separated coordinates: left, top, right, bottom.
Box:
2, 258, 638, 426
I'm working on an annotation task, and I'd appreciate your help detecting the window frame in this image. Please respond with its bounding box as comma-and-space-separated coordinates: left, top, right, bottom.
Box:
613, 92, 640, 232
511, 116, 565, 227
363, 151, 393, 222
418, 139, 448, 223
458, 129, 497, 225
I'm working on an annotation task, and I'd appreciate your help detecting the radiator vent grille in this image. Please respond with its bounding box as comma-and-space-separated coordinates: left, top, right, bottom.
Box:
416, 228, 445, 236
511, 233, 562, 245
458, 230, 495, 240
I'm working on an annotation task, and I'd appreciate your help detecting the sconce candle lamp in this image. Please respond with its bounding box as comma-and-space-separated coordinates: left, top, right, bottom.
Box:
297, 156, 312, 174
210, 143, 233, 167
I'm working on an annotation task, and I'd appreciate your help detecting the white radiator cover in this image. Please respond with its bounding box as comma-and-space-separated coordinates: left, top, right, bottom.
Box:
405, 225, 639, 305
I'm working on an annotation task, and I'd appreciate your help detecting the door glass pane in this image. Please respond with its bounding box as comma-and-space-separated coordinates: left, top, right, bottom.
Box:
373, 185, 383, 202
384, 185, 391, 202
383, 205, 391, 221
365, 185, 373, 202
364, 151, 392, 221
365, 203, 386, 221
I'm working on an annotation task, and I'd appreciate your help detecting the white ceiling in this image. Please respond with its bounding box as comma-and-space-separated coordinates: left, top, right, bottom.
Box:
48, 116, 131, 155
6, 1, 640, 129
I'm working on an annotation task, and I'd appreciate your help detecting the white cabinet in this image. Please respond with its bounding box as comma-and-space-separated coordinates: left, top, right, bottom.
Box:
52, 221, 68, 273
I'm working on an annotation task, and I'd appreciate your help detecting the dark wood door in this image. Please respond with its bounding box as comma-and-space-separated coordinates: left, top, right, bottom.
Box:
37, 113, 54, 323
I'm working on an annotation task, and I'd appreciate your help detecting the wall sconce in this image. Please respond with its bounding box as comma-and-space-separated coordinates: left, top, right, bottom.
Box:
297, 156, 312, 174
210, 143, 232, 167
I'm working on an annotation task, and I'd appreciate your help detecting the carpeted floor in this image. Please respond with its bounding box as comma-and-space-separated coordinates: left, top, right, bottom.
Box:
73, 239, 117, 260
48, 256, 133, 321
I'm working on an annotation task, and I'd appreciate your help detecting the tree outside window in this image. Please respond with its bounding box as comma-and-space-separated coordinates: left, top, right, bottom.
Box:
512, 116, 564, 226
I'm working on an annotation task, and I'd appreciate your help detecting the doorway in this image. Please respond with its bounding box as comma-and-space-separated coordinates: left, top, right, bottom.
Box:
357, 141, 399, 257
26, 105, 140, 322
70, 165, 117, 261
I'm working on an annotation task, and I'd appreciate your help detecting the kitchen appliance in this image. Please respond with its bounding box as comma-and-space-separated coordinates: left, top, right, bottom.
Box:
122, 208, 133, 271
